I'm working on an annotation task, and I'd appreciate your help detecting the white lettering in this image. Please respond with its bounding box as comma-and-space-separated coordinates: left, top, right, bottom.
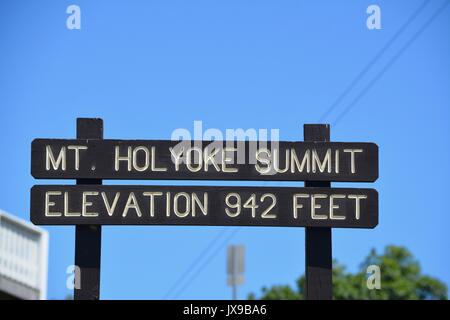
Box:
122, 192, 142, 217
343, 149, 363, 174
46, 146, 66, 171
82, 192, 99, 217
45, 191, 62, 217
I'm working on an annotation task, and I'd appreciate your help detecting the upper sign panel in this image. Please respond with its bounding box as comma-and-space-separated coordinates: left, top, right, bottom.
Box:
31, 139, 378, 182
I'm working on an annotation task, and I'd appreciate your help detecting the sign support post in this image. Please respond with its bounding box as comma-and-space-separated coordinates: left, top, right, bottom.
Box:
304, 124, 332, 300
74, 118, 103, 300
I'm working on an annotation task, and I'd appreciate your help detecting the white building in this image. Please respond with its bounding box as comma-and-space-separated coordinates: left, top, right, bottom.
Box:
0, 210, 48, 300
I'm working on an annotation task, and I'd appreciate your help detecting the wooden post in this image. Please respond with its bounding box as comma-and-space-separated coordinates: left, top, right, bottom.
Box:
304, 124, 332, 300
74, 118, 103, 300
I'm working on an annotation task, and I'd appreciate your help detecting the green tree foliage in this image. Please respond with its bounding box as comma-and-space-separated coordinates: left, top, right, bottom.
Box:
249, 245, 447, 300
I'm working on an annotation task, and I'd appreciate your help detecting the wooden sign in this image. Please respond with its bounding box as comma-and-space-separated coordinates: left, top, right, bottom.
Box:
29, 119, 381, 301
30, 185, 378, 228
31, 139, 378, 182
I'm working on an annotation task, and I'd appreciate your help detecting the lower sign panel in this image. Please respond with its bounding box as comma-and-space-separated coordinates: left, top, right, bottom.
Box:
30, 185, 378, 228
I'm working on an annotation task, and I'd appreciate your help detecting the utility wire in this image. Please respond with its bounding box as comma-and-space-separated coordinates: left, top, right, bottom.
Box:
162, 227, 230, 299
319, 0, 431, 122
332, 0, 450, 127
171, 227, 242, 299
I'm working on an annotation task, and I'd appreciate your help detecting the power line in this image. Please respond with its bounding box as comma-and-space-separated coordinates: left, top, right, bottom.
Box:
332, 0, 450, 127
319, 0, 430, 122
171, 228, 242, 299
162, 227, 230, 299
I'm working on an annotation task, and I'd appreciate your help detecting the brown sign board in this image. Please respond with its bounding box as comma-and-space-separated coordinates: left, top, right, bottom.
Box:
30, 185, 378, 228
31, 139, 378, 182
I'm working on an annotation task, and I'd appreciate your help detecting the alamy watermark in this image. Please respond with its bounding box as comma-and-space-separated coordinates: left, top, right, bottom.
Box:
170, 121, 281, 175
65, 5, 381, 31
366, 265, 381, 290
66, 5, 81, 30
367, 4, 382, 30
66, 265, 81, 290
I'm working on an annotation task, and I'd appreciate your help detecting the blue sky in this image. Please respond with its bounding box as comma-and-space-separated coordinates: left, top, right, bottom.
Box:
0, 0, 449, 299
